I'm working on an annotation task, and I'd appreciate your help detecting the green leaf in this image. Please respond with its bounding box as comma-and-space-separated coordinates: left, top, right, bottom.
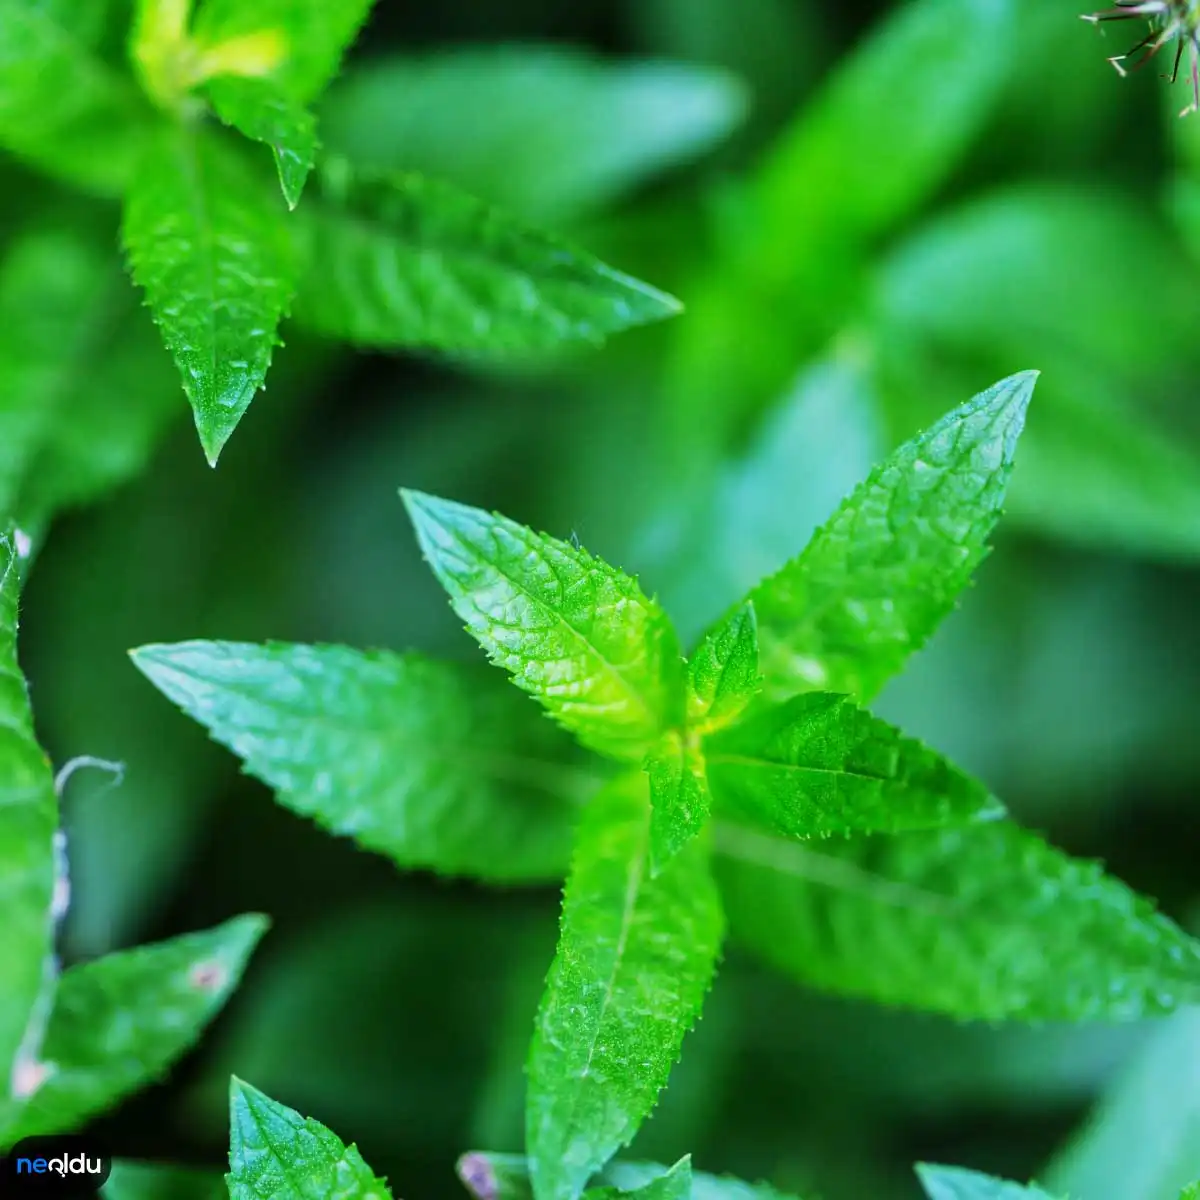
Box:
646, 735, 710, 874
192, 0, 377, 104
130, 641, 585, 883
205, 76, 317, 209
103, 1161, 226, 1200
0, 215, 180, 528
291, 162, 681, 356
744, 371, 1035, 703
0, 1, 148, 194
403, 491, 684, 762
584, 1157, 691, 1200
526, 775, 723, 1200
748, 0, 1014, 276
916, 1164, 1063, 1200
686, 602, 759, 733
2, 915, 267, 1145
122, 126, 298, 465
1044, 1008, 1200, 1200
705, 692, 1003, 841
457, 1153, 806, 1200
714, 819, 1200, 1021
0, 531, 58, 1129
227, 1077, 393, 1199
318, 47, 745, 221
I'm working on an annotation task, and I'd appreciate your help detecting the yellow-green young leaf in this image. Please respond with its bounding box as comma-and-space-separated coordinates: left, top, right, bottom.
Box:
748, 0, 1014, 278
0, 217, 180, 528
403, 491, 684, 763
318, 47, 745, 222
0, 532, 58, 1127
745, 371, 1035, 703
1044, 1008, 1200, 1200
291, 163, 682, 356
584, 1157, 692, 1200
1, 915, 267, 1147
526, 776, 723, 1200
916, 1164, 1063, 1200
103, 1161, 225, 1200
714, 820, 1200, 1021
227, 1077, 393, 1200
457, 1153, 806, 1200
646, 735, 710, 874
130, 641, 584, 883
686, 602, 759, 734
205, 76, 317, 209
193, 0, 376, 105
122, 126, 298, 465
705, 693, 1003, 841
0, 1, 148, 195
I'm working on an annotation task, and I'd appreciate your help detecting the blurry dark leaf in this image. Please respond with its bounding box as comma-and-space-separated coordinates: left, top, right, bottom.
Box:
319, 46, 745, 223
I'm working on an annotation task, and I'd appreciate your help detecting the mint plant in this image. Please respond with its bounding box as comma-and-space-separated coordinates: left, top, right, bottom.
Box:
104, 370, 1200, 1196
0, 0, 679, 467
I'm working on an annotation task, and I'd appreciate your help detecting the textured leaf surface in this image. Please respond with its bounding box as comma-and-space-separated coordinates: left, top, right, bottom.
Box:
3, 915, 267, 1144
131, 641, 584, 882
0, 217, 179, 527
745, 371, 1034, 703
103, 1161, 226, 1200
526, 776, 723, 1200
916, 1164, 1062, 1200
193, 0, 376, 104
122, 127, 298, 464
714, 820, 1200, 1021
206, 76, 317, 209
687, 602, 759, 733
705, 692, 1002, 841
0, 0, 147, 194
227, 1078, 393, 1199
749, 0, 1013, 273
404, 491, 684, 762
0, 533, 58, 1126
1044, 1008, 1200, 1200
319, 47, 745, 221
292, 163, 681, 355
457, 1153, 805, 1200
646, 735, 710, 873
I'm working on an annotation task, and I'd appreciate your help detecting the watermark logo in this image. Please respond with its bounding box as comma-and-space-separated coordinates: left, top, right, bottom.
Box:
2, 1136, 112, 1196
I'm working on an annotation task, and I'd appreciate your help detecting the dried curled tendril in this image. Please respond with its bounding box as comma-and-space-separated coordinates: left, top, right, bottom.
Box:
1083, 1, 1200, 115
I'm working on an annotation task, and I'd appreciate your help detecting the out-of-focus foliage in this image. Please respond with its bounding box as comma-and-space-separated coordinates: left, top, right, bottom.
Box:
2, 0, 1200, 1197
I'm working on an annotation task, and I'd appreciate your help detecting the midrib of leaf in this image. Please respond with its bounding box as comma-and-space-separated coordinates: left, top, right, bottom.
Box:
713, 820, 954, 917
6, 6, 139, 110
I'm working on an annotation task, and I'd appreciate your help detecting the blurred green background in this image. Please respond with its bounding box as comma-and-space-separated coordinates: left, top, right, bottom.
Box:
7, 0, 1200, 1196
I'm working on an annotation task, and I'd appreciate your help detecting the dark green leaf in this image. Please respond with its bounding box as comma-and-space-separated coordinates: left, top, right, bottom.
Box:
122, 126, 298, 464
916, 1164, 1063, 1200
687, 602, 759, 733
714, 819, 1200, 1021
0, 0, 147, 194
103, 1160, 226, 1200
403, 491, 684, 762
1044, 1008, 1200, 1200
745, 371, 1034, 703
526, 775, 723, 1200
205, 75, 317, 209
192, 0, 377, 104
318, 47, 745, 221
227, 1077, 393, 1199
2, 915, 267, 1145
0, 531, 58, 1135
706, 692, 1003, 841
646, 735, 710, 873
130, 641, 585, 882
292, 163, 681, 356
